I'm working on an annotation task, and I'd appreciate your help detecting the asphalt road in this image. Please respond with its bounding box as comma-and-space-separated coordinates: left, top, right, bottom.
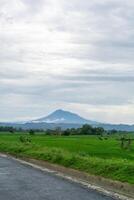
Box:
0, 155, 115, 200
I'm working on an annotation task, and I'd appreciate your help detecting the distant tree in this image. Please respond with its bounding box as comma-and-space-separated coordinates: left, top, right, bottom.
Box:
94, 127, 105, 136
80, 124, 93, 135
108, 129, 118, 135
9, 127, 15, 134
63, 129, 70, 136
70, 128, 78, 135
54, 127, 62, 136
46, 129, 51, 135
29, 129, 35, 135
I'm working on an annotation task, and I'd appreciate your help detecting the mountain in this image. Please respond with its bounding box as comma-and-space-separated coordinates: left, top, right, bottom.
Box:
0, 109, 134, 132
32, 109, 98, 124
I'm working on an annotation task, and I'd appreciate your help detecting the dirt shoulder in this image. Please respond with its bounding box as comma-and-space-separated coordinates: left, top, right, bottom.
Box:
5, 154, 133, 200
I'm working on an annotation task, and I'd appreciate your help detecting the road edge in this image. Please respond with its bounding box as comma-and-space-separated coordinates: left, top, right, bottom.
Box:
0, 153, 133, 200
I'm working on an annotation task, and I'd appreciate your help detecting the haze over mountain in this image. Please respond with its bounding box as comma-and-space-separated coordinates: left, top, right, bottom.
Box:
33, 109, 98, 124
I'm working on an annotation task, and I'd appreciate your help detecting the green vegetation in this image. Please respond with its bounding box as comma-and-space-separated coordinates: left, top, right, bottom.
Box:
0, 124, 118, 136
46, 125, 107, 136
0, 133, 134, 184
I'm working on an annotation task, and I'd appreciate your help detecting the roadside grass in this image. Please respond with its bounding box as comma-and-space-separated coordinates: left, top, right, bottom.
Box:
0, 133, 134, 184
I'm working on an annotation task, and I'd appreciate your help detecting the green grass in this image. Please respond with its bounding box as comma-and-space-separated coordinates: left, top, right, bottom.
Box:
0, 133, 134, 184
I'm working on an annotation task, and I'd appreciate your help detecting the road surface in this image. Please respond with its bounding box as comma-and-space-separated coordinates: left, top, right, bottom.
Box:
0, 155, 115, 200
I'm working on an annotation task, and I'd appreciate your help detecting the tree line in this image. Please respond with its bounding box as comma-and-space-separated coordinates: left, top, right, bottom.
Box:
46, 124, 118, 136
0, 124, 118, 136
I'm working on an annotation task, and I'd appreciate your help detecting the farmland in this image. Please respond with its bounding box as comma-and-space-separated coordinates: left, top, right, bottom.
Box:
0, 133, 134, 184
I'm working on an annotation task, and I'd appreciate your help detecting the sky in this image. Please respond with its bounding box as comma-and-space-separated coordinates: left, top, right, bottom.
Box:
0, 0, 134, 124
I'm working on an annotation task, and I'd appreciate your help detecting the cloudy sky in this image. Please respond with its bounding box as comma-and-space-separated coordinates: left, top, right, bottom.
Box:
0, 0, 134, 124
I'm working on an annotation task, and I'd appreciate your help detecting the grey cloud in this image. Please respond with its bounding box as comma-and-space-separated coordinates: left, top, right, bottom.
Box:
0, 0, 134, 123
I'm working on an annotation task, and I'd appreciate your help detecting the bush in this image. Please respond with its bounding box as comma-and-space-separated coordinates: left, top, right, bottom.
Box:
19, 136, 31, 144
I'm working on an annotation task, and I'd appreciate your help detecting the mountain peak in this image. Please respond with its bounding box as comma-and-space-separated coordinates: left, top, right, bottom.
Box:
54, 109, 66, 113
33, 109, 98, 124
